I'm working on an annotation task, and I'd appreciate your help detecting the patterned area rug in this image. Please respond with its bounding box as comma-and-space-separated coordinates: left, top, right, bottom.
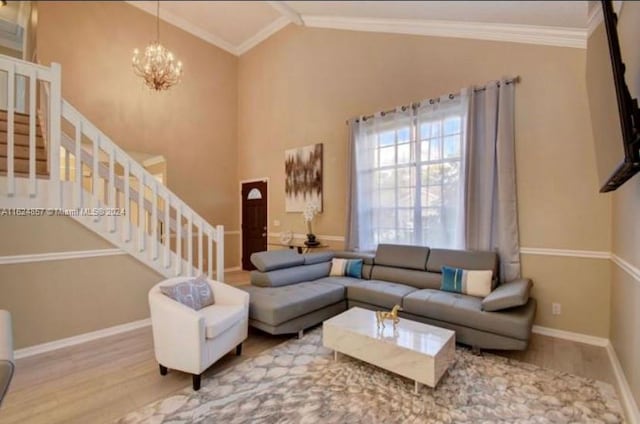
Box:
117, 329, 623, 423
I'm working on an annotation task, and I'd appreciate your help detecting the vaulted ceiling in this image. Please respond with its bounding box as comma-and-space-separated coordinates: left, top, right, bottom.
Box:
126, 1, 616, 56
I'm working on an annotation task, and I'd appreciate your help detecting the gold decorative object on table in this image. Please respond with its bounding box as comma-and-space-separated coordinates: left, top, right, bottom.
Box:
375, 305, 402, 329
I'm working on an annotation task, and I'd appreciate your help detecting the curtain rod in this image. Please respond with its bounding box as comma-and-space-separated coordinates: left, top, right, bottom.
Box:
347, 76, 520, 125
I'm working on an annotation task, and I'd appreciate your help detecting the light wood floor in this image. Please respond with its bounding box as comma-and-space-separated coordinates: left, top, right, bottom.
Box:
0, 271, 617, 424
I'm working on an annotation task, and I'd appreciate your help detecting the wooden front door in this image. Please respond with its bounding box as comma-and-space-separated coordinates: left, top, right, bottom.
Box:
241, 181, 268, 270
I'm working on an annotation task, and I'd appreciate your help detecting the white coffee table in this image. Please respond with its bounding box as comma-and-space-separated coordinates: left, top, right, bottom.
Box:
323, 307, 455, 393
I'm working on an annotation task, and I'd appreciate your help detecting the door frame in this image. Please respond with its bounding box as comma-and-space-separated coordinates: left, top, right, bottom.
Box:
239, 177, 270, 269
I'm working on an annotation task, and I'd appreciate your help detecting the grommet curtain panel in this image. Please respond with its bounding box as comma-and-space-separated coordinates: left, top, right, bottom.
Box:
464, 81, 520, 281
346, 79, 520, 282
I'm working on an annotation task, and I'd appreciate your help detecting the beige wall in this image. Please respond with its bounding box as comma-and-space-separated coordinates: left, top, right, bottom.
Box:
0, 215, 112, 255
238, 25, 611, 337
0, 216, 162, 349
605, 1, 640, 406
0, 256, 161, 349
37, 1, 240, 267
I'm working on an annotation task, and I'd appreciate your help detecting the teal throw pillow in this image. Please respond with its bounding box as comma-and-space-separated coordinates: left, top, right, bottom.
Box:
441, 266, 493, 298
330, 258, 363, 278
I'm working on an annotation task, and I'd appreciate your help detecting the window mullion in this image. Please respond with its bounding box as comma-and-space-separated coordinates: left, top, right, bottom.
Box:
394, 128, 399, 242
413, 111, 421, 246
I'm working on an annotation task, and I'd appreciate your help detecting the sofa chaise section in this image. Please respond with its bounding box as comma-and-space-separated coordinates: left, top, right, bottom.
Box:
240, 251, 347, 335
240, 281, 345, 335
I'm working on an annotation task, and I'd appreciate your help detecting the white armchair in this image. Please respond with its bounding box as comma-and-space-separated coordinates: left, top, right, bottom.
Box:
149, 277, 249, 390
0, 310, 14, 408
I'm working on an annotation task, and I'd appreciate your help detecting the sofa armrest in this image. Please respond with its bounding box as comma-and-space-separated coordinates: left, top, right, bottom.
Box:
0, 310, 14, 407
0, 310, 13, 363
209, 280, 250, 309
148, 288, 205, 372
482, 278, 532, 312
251, 262, 331, 287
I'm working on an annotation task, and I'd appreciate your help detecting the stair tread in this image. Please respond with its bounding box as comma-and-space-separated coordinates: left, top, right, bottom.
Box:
0, 157, 48, 173
0, 123, 43, 136
0, 155, 47, 161
0, 134, 46, 148
0, 170, 49, 178
0, 109, 32, 118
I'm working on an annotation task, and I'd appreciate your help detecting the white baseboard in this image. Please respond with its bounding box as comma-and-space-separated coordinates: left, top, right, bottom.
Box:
532, 325, 638, 423
14, 318, 151, 360
224, 266, 242, 273
606, 342, 640, 424
532, 325, 609, 347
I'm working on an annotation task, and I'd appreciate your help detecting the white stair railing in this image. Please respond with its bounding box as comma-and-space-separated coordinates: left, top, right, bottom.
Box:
0, 55, 225, 281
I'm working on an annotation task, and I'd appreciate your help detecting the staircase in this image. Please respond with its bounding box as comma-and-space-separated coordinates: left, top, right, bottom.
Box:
0, 110, 47, 178
0, 55, 225, 281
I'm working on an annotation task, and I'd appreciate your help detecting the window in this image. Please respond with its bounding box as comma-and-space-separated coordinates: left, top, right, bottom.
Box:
247, 188, 263, 200
355, 98, 466, 251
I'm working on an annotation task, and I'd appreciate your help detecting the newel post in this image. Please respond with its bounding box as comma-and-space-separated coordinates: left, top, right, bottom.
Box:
48, 63, 62, 208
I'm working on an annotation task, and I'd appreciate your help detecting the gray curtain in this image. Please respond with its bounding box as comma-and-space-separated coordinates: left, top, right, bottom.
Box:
464, 80, 521, 282
345, 118, 359, 251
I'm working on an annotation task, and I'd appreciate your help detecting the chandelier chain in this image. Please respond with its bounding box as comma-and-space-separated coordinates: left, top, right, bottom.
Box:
156, 0, 160, 43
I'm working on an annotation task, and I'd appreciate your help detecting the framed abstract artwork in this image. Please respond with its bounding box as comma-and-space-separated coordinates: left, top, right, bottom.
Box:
284, 143, 323, 212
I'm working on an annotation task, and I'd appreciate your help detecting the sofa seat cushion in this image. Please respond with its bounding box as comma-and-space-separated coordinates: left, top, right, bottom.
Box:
402, 289, 534, 340
241, 281, 345, 326
347, 280, 418, 309
201, 304, 246, 340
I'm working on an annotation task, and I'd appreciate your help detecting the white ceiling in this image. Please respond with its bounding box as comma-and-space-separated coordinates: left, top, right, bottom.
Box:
126, 1, 605, 56
287, 1, 588, 28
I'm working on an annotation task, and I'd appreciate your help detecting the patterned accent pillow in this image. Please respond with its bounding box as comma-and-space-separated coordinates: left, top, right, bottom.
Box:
330, 258, 363, 278
440, 266, 493, 298
160, 275, 215, 310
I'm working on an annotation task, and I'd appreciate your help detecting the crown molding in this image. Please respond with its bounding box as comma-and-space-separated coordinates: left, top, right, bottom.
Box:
587, 1, 624, 37
127, 2, 590, 55
302, 15, 587, 49
126, 1, 237, 55
266, 1, 304, 26
236, 16, 290, 56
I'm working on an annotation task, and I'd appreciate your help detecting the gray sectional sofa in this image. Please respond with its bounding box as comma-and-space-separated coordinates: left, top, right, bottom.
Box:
239, 244, 536, 350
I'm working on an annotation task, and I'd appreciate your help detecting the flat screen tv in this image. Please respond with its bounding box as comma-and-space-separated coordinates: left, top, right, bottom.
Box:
587, 1, 640, 192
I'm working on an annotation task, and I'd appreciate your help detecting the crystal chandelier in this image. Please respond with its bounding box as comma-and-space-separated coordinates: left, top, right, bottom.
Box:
132, 1, 183, 91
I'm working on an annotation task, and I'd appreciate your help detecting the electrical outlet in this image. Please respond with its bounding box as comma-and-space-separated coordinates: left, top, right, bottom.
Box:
552, 303, 562, 315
